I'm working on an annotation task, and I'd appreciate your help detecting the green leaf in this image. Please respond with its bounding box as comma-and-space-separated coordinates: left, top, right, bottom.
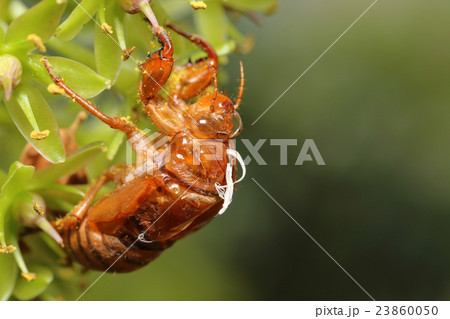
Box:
55, 0, 100, 41
5, 81, 66, 164
0, 194, 17, 301
0, 164, 33, 276
94, 3, 123, 83
36, 183, 84, 207
123, 10, 153, 51
221, 0, 278, 13
38, 183, 84, 197
40, 233, 66, 260
0, 253, 17, 301
46, 38, 96, 69
150, 0, 169, 25
30, 141, 106, 187
106, 131, 125, 160
6, 196, 31, 274
227, 21, 254, 54
194, 0, 227, 48
1, 162, 34, 196
5, 0, 67, 46
0, 195, 13, 249
28, 55, 111, 98
13, 265, 54, 300
9, 1, 28, 20
216, 40, 236, 56
14, 85, 40, 131
41, 196, 75, 212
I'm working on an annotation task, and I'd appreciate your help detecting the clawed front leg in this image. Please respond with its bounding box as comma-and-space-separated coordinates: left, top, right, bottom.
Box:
139, 28, 174, 104
138, 23, 219, 105
166, 23, 219, 102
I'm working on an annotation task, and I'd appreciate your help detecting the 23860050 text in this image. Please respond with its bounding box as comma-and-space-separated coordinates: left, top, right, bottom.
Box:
315, 305, 439, 317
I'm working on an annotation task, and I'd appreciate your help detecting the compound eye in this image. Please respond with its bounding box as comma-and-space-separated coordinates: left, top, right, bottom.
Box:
189, 113, 233, 139
215, 98, 234, 113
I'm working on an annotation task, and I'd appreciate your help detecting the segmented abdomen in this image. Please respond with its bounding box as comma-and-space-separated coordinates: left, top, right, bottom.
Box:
59, 172, 222, 273
61, 218, 171, 272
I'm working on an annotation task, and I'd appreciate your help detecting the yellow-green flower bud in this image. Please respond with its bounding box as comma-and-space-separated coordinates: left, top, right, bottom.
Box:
0, 54, 22, 101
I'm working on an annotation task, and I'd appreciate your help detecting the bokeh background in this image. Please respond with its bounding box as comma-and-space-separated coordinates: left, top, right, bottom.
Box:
3, 0, 450, 300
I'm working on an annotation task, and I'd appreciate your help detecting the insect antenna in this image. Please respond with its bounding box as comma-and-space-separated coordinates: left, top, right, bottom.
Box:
210, 66, 219, 112
234, 61, 245, 109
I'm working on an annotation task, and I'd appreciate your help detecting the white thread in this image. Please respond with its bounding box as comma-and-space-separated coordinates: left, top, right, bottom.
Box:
138, 233, 154, 243
215, 148, 246, 215
139, 148, 245, 245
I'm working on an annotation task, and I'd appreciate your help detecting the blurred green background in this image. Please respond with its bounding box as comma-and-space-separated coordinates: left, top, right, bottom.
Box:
3, 0, 450, 300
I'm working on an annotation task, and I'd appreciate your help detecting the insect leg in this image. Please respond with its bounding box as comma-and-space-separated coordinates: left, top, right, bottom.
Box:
165, 23, 219, 101
139, 27, 174, 104
234, 61, 245, 109
142, 94, 184, 136
42, 58, 132, 134
167, 23, 218, 70
52, 165, 128, 230
42, 57, 156, 158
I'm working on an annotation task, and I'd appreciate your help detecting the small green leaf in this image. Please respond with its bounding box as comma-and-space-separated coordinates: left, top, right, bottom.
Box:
5, 0, 67, 46
0, 254, 17, 301
106, 131, 125, 160
13, 86, 39, 131
194, 0, 227, 48
13, 265, 54, 300
150, 0, 169, 25
0, 174, 30, 280
28, 55, 111, 98
38, 183, 84, 197
30, 141, 106, 187
6, 197, 31, 274
37, 185, 84, 210
55, 0, 100, 41
227, 21, 254, 54
36, 182, 83, 204
40, 232, 66, 260
46, 38, 96, 69
0, 194, 17, 301
1, 162, 34, 196
0, 195, 13, 248
5, 81, 66, 164
123, 10, 153, 52
215, 40, 236, 56
9, 1, 28, 20
41, 196, 76, 212
94, 3, 123, 84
